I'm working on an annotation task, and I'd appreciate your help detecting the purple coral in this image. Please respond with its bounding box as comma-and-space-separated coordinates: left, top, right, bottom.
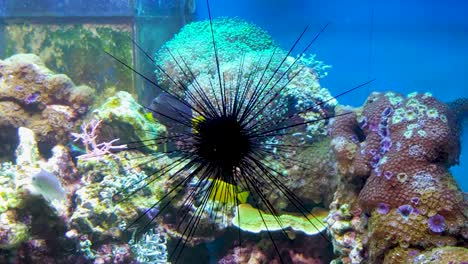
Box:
380, 137, 392, 153
370, 154, 381, 168
359, 116, 368, 129
369, 120, 379, 132
378, 125, 390, 138
410, 197, 420, 205
397, 204, 413, 220
374, 166, 382, 177
350, 135, 360, 143
384, 171, 393, 180
428, 214, 446, 233
381, 106, 394, 117
24, 91, 41, 104
376, 202, 390, 215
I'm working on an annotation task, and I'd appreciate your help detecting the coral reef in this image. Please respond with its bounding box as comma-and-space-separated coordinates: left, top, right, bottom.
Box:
219, 235, 332, 264
218, 243, 268, 264
329, 91, 468, 262
0, 54, 94, 159
69, 148, 170, 244
0, 119, 171, 263
0, 127, 80, 262
383, 246, 468, 264
91, 91, 167, 153
276, 137, 338, 207
326, 182, 367, 264
129, 226, 169, 264
155, 18, 334, 137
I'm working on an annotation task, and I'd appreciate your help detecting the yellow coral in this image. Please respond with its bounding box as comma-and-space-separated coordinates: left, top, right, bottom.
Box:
232, 203, 328, 235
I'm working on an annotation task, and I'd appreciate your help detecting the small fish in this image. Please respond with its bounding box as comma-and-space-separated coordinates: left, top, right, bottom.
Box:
207, 179, 249, 204
31, 169, 66, 201
150, 92, 192, 130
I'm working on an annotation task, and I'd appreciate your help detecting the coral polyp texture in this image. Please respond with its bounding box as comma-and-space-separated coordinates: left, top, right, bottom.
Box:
330, 91, 467, 262
154, 17, 276, 88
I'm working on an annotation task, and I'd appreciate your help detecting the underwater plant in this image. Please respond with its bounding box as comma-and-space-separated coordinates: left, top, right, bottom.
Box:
100, 1, 373, 263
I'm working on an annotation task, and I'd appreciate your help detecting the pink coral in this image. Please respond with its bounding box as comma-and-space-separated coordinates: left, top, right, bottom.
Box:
71, 119, 127, 161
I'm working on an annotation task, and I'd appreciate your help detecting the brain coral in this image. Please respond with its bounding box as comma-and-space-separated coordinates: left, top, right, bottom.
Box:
330, 91, 467, 262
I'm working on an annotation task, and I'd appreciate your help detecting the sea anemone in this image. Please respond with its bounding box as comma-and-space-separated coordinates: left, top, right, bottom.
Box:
428, 214, 446, 233
376, 202, 390, 215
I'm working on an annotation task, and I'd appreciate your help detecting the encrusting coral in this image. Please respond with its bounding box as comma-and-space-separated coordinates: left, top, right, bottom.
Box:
232, 203, 328, 235
383, 246, 468, 264
329, 91, 468, 262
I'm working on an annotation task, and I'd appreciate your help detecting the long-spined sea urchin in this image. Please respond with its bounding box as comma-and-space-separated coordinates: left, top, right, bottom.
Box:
101, 1, 375, 263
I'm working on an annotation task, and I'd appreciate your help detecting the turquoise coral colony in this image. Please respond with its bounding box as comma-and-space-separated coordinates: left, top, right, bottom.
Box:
0, 2, 467, 264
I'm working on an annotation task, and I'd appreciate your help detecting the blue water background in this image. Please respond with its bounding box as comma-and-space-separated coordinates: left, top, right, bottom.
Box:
195, 0, 468, 191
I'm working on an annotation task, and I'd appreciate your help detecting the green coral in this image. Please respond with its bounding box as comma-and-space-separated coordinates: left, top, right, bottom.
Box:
154, 17, 277, 88
0, 163, 20, 213
0, 216, 29, 249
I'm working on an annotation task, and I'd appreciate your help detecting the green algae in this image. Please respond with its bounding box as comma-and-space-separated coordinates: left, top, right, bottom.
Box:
5, 23, 134, 95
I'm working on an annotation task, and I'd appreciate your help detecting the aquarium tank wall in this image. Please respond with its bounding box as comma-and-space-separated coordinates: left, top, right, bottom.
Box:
0, 0, 467, 263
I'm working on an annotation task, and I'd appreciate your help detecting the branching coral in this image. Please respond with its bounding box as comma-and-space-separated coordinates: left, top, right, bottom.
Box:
129, 227, 169, 264
71, 119, 127, 161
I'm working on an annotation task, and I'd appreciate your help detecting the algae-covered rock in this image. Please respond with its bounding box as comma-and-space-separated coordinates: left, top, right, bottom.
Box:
0, 129, 70, 250
0, 54, 95, 158
92, 91, 167, 152
70, 150, 172, 244
0, 210, 29, 249
4, 23, 134, 94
